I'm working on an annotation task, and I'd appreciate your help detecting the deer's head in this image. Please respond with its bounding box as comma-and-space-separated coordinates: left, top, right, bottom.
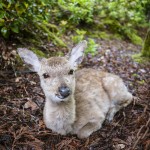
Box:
18, 41, 87, 103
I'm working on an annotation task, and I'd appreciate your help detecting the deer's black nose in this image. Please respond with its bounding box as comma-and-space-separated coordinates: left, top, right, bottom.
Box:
58, 86, 70, 98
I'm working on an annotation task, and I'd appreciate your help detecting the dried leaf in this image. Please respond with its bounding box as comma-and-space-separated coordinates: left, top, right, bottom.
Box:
24, 100, 38, 111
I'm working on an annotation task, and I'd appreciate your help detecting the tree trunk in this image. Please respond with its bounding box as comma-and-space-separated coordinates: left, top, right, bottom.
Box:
142, 29, 150, 58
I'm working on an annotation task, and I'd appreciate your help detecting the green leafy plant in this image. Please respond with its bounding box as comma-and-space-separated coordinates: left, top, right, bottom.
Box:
94, 0, 149, 45
85, 38, 98, 55
57, 0, 95, 24
0, 0, 66, 46
72, 29, 86, 43
72, 29, 98, 55
0, 0, 50, 37
0, 0, 149, 47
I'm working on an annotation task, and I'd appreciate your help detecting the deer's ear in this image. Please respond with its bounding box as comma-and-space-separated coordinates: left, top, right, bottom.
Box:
69, 40, 87, 69
17, 48, 41, 72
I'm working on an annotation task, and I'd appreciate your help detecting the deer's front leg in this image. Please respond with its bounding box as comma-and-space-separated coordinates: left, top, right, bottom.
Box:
74, 115, 105, 139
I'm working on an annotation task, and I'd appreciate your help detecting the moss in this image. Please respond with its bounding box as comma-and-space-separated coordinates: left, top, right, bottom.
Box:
137, 80, 145, 85
111, 33, 123, 40
129, 34, 143, 45
124, 29, 143, 46
43, 22, 59, 32
16, 55, 23, 65
142, 29, 150, 58
35, 23, 66, 47
88, 31, 111, 39
132, 53, 150, 63
98, 32, 110, 39
132, 73, 138, 77
56, 51, 64, 56
30, 48, 47, 58
27, 38, 42, 46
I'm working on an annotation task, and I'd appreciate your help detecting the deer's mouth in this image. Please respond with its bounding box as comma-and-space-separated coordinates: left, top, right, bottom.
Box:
55, 93, 70, 99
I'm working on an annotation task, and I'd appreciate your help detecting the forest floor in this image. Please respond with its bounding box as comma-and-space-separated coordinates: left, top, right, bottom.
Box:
0, 38, 150, 150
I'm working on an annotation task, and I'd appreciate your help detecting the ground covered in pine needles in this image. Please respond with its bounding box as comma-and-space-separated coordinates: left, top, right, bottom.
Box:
0, 39, 149, 150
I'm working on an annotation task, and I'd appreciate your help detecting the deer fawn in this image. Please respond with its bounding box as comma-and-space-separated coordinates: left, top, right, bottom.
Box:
18, 41, 133, 139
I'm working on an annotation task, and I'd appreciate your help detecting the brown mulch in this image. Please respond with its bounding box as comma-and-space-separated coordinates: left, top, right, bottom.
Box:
0, 38, 150, 150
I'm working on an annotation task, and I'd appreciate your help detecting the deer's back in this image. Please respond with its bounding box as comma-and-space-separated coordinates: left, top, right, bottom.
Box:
75, 68, 126, 100
74, 68, 127, 118
74, 68, 111, 122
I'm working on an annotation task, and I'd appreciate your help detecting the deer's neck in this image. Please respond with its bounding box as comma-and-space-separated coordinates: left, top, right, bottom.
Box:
44, 96, 76, 122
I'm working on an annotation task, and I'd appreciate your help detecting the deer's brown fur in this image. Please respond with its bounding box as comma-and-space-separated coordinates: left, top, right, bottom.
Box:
18, 41, 133, 139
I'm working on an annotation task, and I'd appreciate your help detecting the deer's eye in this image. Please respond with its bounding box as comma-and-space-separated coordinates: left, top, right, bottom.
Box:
43, 73, 49, 78
68, 69, 74, 75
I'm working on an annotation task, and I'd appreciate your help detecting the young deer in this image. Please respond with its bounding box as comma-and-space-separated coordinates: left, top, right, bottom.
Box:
18, 41, 133, 139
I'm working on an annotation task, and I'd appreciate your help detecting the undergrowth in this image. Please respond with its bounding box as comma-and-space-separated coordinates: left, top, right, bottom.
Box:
0, 0, 150, 55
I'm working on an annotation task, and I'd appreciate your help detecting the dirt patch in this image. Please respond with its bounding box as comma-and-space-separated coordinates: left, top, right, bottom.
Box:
0, 39, 149, 150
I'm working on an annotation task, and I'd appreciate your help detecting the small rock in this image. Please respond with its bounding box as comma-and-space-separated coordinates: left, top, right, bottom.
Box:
139, 69, 146, 73
15, 77, 22, 82
11, 50, 17, 56
30, 81, 36, 85
113, 143, 126, 150
118, 143, 125, 149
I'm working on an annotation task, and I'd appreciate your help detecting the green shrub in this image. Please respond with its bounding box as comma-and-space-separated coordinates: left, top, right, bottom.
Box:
55, 0, 149, 44
57, 0, 95, 24
71, 29, 98, 55
85, 38, 98, 56
0, 0, 51, 38
0, 0, 149, 46
94, 0, 149, 44
72, 29, 86, 43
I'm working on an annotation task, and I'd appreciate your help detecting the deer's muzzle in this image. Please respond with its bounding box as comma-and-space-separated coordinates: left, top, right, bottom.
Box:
57, 85, 71, 99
